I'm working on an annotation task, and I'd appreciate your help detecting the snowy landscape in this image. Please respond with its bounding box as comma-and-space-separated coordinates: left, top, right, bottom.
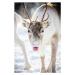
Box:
14, 26, 61, 73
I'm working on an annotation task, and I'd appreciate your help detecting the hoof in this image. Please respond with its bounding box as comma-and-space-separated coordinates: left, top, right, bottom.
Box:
46, 69, 48, 72
41, 69, 46, 73
46, 69, 51, 73
47, 68, 52, 73
47, 68, 56, 73
24, 65, 31, 70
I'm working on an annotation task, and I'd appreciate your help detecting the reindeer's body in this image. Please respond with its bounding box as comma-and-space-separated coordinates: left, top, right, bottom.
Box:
32, 4, 60, 56
14, 3, 61, 73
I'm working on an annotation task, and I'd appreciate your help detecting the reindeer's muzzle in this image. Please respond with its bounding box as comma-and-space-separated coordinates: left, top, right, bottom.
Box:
32, 41, 40, 51
33, 47, 38, 51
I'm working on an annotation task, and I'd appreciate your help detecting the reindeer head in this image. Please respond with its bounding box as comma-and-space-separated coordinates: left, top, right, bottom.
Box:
22, 3, 50, 51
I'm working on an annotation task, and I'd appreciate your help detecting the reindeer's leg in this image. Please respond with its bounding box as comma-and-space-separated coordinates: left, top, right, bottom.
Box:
47, 60, 52, 73
39, 45, 46, 73
41, 56, 46, 73
15, 34, 31, 70
47, 34, 58, 73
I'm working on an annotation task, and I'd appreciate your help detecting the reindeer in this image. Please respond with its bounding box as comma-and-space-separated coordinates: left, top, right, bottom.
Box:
14, 3, 61, 73
14, 12, 31, 70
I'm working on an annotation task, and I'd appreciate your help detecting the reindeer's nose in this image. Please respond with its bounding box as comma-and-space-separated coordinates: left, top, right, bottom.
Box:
32, 42, 40, 45
34, 33, 38, 37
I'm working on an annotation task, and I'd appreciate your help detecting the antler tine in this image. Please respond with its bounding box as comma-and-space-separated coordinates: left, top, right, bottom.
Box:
34, 16, 38, 23
23, 9, 29, 19
41, 3, 49, 23
22, 3, 31, 22
42, 13, 49, 22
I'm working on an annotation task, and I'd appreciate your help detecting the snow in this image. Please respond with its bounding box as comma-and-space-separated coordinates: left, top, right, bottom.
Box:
14, 26, 61, 73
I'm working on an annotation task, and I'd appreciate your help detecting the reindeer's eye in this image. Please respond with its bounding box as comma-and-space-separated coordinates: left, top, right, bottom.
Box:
28, 30, 30, 33
41, 30, 44, 33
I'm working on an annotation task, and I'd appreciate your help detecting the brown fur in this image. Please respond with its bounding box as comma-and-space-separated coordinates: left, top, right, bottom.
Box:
51, 33, 58, 72
29, 22, 43, 38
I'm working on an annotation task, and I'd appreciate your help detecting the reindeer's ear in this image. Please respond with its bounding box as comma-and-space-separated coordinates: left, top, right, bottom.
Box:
22, 19, 30, 29
42, 21, 51, 29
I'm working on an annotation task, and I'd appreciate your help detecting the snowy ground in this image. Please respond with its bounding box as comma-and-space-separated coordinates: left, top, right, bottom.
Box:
14, 26, 61, 73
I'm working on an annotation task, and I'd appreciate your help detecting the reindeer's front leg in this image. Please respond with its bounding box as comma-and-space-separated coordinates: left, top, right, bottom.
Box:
47, 34, 58, 73
40, 56, 46, 73
15, 34, 31, 70
39, 45, 46, 73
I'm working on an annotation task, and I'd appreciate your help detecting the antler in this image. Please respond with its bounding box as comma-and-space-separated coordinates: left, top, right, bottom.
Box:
34, 16, 38, 23
42, 13, 49, 22
41, 3, 49, 23
22, 3, 31, 23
